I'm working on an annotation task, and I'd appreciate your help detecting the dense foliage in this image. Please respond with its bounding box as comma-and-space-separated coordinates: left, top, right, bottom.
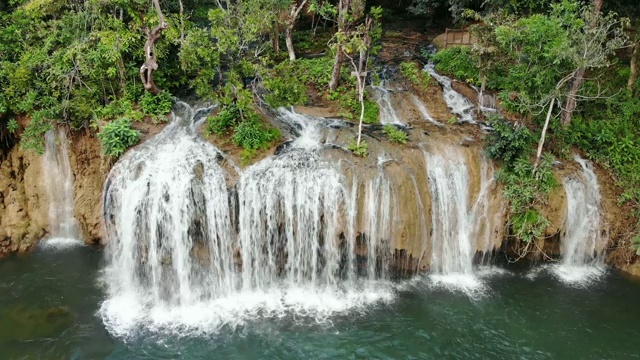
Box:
1, 0, 640, 251
486, 117, 557, 244
399, 61, 431, 91
433, 0, 640, 249
97, 118, 140, 157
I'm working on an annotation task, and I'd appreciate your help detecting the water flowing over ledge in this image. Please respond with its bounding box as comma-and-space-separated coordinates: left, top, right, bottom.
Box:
97, 69, 611, 336
552, 155, 607, 286
41, 128, 83, 249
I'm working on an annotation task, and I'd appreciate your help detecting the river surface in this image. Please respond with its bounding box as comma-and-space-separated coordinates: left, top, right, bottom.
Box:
2, 244, 640, 360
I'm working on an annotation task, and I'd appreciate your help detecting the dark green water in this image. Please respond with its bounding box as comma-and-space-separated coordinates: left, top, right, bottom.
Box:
2, 245, 640, 360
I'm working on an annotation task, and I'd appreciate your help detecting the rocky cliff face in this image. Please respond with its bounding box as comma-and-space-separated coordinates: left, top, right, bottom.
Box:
67, 130, 111, 244
0, 89, 637, 277
0, 128, 108, 255
0, 146, 48, 255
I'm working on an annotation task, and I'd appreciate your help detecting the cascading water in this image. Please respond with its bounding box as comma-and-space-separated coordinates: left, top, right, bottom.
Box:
42, 128, 82, 248
100, 102, 237, 335
410, 94, 442, 126
423, 63, 476, 123
239, 109, 397, 287
100, 105, 395, 337
553, 155, 606, 285
371, 85, 403, 125
423, 144, 496, 291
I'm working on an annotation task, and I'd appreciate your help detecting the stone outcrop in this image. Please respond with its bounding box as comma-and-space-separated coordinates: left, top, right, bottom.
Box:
0, 120, 165, 255
0, 80, 636, 277
0, 146, 48, 255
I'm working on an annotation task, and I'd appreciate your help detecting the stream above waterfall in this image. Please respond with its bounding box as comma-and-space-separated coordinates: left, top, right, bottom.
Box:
2, 246, 640, 359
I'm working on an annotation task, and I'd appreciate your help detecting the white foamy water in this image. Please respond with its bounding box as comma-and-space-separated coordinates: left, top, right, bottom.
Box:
101, 283, 395, 338
100, 104, 397, 338
410, 94, 442, 126
371, 85, 403, 125
423, 144, 497, 293
42, 128, 82, 248
423, 63, 476, 123
40, 237, 85, 250
552, 155, 607, 286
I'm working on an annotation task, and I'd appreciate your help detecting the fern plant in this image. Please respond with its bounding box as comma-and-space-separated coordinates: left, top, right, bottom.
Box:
97, 118, 140, 157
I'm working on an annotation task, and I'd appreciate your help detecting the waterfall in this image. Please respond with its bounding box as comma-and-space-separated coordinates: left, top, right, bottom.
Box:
410, 94, 442, 127
423, 144, 495, 290
553, 155, 606, 285
100, 105, 395, 337
42, 128, 81, 248
371, 85, 403, 125
423, 63, 476, 123
101, 102, 238, 335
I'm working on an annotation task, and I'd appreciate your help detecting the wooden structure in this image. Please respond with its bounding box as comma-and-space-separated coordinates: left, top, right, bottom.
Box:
443, 28, 474, 48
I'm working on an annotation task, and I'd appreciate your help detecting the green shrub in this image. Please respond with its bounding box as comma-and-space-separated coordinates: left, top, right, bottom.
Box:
232, 118, 280, 150
486, 117, 534, 164
7, 119, 19, 133
362, 100, 379, 124
433, 47, 479, 85
331, 88, 379, 124
240, 148, 258, 165
97, 118, 140, 157
498, 154, 557, 243
95, 98, 134, 120
511, 209, 550, 244
347, 140, 368, 157
383, 124, 408, 144
633, 234, 640, 256
19, 111, 53, 154
263, 76, 307, 108
399, 61, 431, 89
270, 56, 339, 90
140, 91, 173, 118
207, 105, 240, 135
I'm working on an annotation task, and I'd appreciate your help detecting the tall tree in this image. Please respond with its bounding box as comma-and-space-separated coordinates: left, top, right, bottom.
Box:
328, 0, 367, 91
284, 0, 309, 61
628, 29, 640, 94
560, 0, 602, 125
329, 0, 350, 91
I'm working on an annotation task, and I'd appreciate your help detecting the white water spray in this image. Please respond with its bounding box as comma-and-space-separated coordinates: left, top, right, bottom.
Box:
553, 155, 606, 285
423, 145, 496, 292
100, 105, 396, 337
371, 85, 403, 125
42, 128, 82, 248
410, 94, 442, 126
423, 63, 476, 123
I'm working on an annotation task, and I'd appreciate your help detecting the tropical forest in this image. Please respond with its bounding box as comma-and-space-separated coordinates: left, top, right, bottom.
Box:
1, 0, 640, 358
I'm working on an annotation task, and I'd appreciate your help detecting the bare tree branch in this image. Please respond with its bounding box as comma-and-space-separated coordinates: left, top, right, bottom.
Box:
140, 0, 168, 94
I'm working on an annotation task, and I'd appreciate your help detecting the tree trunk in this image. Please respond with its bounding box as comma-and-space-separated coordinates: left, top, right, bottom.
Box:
329, 0, 348, 91
593, 0, 603, 14
561, 68, 584, 126
178, 0, 185, 42
357, 91, 364, 146
272, 29, 280, 53
628, 41, 639, 94
282, 1, 308, 62
478, 74, 486, 115
560, 0, 602, 126
139, 0, 168, 94
535, 98, 555, 168
329, 46, 343, 91
285, 26, 296, 61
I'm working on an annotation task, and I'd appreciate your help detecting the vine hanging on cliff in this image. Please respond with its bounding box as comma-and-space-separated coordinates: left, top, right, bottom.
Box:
140, 0, 168, 94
